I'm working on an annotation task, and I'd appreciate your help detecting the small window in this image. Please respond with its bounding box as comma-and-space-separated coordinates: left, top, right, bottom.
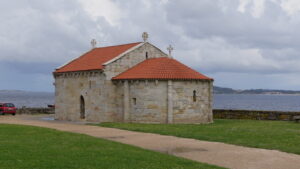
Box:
132, 98, 137, 105
89, 80, 92, 89
145, 52, 148, 59
193, 90, 197, 102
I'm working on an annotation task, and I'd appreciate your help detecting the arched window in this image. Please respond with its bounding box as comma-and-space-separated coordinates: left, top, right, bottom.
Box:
80, 95, 85, 119
193, 90, 197, 102
145, 52, 148, 59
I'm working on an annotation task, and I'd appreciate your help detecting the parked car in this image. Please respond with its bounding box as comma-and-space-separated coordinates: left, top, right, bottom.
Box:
0, 103, 16, 115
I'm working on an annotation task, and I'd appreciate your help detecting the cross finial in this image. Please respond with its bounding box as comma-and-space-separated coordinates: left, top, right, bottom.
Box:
167, 45, 174, 58
142, 32, 149, 42
91, 39, 97, 49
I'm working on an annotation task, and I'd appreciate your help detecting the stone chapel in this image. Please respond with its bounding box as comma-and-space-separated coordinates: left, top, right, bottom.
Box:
53, 33, 214, 123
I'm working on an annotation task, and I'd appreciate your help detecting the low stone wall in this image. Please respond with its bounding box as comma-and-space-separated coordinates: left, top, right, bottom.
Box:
17, 107, 54, 114
213, 109, 300, 121
14, 108, 300, 121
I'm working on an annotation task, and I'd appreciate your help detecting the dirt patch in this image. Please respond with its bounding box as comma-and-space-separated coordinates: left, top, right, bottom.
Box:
104, 136, 126, 139
163, 147, 208, 154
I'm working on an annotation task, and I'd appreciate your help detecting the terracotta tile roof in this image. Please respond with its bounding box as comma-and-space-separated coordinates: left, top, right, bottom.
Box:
55, 42, 142, 73
112, 57, 212, 80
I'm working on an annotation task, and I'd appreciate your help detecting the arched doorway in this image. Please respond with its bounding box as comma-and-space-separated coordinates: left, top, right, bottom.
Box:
80, 95, 85, 119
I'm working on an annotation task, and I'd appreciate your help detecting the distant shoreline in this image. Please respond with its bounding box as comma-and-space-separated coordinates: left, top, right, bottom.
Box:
214, 86, 300, 95
214, 93, 300, 96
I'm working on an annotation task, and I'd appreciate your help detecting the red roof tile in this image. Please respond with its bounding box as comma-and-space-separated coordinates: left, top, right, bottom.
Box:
55, 42, 142, 73
112, 57, 212, 80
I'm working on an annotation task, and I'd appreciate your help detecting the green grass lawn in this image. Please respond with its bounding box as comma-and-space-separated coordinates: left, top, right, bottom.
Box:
0, 124, 224, 169
98, 119, 300, 155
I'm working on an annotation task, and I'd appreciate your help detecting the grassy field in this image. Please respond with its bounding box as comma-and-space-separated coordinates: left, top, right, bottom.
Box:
99, 119, 300, 155
0, 124, 224, 169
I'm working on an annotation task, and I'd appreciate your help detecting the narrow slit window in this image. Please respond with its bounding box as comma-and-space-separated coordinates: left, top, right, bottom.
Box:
132, 98, 137, 105
193, 90, 197, 102
89, 80, 92, 89
145, 52, 148, 59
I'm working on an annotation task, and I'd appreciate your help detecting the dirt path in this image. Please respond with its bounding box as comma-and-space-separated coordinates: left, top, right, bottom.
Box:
1, 115, 300, 169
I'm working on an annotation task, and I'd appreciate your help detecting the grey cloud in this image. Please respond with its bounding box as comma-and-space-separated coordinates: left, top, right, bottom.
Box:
1, 61, 59, 75
164, 0, 295, 49
0, 0, 109, 63
105, 0, 300, 77
1, 0, 300, 91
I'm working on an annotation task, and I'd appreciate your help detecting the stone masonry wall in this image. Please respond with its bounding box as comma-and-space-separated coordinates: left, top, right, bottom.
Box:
128, 80, 168, 123
104, 43, 168, 79
103, 43, 168, 120
17, 107, 54, 114
213, 109, 300, 121
172, 80, 213, 123
54, 71, 112, 122
120, 80, 213, 124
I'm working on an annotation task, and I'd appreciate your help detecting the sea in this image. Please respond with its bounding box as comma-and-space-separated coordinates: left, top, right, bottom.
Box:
1, 91, 300, 112
0, 91, 54, 108
214, 94, 300, 112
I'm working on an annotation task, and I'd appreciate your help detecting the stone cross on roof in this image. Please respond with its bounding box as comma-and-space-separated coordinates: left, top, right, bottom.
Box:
167, 45, 174, 58
142, 32, 149, 42
91, 39, 97, 49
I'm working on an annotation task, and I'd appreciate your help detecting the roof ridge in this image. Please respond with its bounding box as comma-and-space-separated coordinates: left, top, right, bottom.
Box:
96, 42, 142, 49
103, 42, 145, 66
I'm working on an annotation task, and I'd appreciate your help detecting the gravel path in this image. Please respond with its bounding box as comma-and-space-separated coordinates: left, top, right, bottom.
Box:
1, 114, 300, 169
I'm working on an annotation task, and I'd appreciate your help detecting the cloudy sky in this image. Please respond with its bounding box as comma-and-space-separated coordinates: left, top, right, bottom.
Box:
1, 0, 300, 92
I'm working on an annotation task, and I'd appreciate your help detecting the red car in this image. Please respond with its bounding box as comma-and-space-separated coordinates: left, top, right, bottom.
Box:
0, 103, 16, 115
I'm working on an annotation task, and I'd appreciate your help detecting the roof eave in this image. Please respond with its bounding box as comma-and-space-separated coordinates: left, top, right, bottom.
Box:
112, 78, 213, 81
53, 69, 103, 74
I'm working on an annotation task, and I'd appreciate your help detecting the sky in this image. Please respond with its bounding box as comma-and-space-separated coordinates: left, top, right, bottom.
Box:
1, 0, 300, 92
